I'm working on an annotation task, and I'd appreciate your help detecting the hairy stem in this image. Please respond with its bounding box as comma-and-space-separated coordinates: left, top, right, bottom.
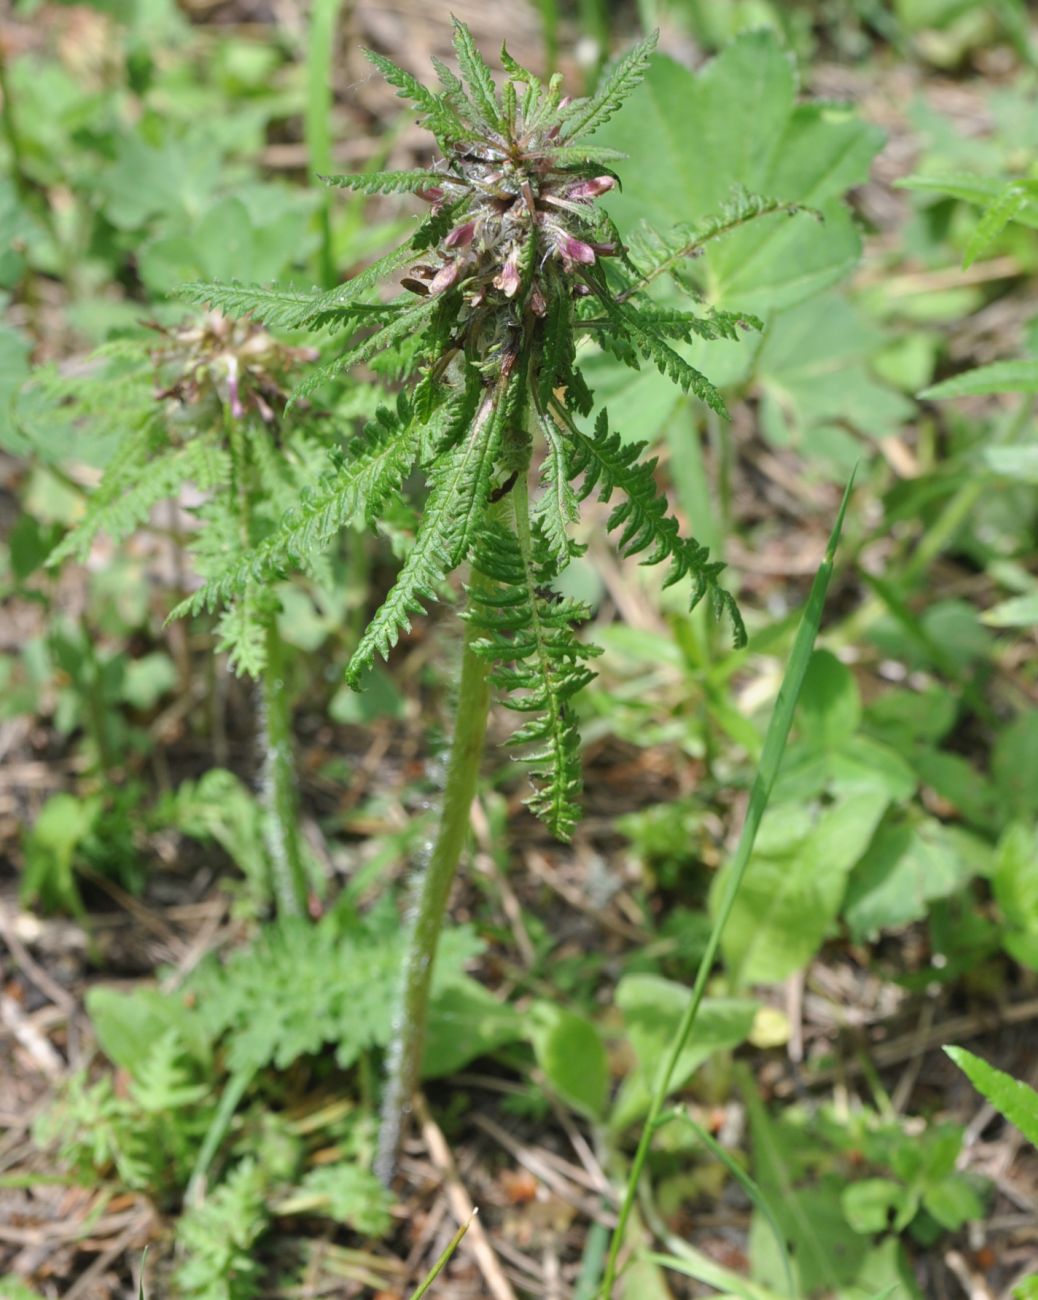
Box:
260, 619, 309, 918
376, 606, 491, 1182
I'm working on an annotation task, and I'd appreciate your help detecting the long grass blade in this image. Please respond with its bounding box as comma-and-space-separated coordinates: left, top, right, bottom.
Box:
664, 1106, 795, 1298
599, 472, 856, 1297
408, 1211, 476, 1299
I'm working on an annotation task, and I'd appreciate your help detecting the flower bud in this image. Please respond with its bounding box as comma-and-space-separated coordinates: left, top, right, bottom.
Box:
567, 176, 615, 200
494, 251, 522, 298
429, 260, 460, 295
556, 233, 597, 265
444, 220, 476, 249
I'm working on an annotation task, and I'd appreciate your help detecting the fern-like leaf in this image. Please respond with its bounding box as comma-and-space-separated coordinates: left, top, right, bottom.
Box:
289, 296, 438, 402
622, 190, 810, 298
451, 18, 503, 131
467, 522, 600, 840
344, 380, 508, 686
171, 393, 431, 619
178, 242, 421, 332
320, 169, 460, 196
559, 30, 658, 142
562, 408, 746, 646
363, 46, 467, 144
587, 285, 730, 418
50, 432, 228, 565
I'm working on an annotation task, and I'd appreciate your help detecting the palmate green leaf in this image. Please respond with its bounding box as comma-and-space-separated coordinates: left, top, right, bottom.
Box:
559, 29, 658, 142
597, 32, 882, 314
945, 1047, 1038, 1149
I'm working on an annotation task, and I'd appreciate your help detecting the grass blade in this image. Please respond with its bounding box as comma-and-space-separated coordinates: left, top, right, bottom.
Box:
408, 1211, 476, 1299
599, 472, 856, 1297
664, 1106, 795, 1298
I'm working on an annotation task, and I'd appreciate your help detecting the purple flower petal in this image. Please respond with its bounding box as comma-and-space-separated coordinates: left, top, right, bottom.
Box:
557, 233, 596, 265
429, 260, 460, 295
567, 176, 615, 200
444, 220, 476, 249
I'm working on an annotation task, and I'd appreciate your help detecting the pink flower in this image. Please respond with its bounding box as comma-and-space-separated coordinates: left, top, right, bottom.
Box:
429, 260, 460, 295
494, 252, 522, 298
556, 233, 596, 265
444, 221, 476, 249
567, 176, 615, 200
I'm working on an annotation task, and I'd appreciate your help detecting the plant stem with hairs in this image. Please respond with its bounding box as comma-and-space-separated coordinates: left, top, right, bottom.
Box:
260, 618, 309, 918
376, 603, 492, 1180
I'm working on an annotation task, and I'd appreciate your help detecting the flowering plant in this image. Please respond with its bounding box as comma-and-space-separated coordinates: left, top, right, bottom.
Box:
178, 22, 764, 1173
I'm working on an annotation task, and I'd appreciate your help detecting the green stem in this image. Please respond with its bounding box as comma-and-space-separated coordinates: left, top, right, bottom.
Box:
260, 619, 309, 918
305, 0, 348, 287
376, 606, 492, 1182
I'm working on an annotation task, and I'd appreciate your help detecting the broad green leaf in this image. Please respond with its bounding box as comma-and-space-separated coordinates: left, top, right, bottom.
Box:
922, 1172, 985, 1230
984, 445, 1038, 483
422, 978, 523, 1078
982, 592, 1038, 627
992, 823, 1038, 972
944, 1047, 1038, 1148
716, 790, 890, 985
796, 649, 861, 748
528, 1002, 608, 1120
845, 1236, 924, 1300
86, 986, 211, 1074
599, 34, 882, 315
993, 713, 1038, 819
920, 358, 1038, 398
755, 295, 913, 449
844, 816, 989, 941
841, 1179, 909, 1235
611, 975, 756, 1129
